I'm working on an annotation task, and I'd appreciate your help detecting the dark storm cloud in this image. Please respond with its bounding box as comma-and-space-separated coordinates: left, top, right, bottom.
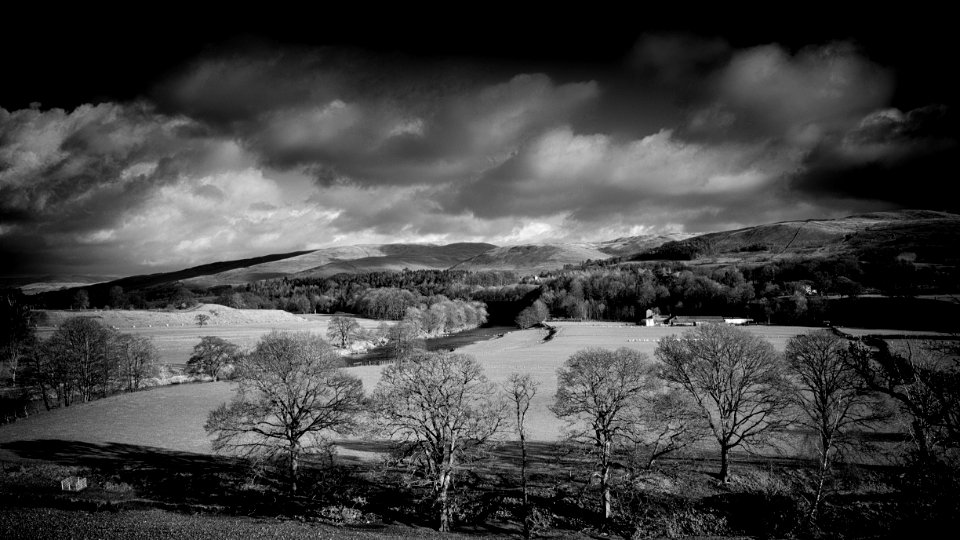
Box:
630, 33, 731, 91
791, 105, 959, 210
160, 51, 600, 187
681, 41, 893, 143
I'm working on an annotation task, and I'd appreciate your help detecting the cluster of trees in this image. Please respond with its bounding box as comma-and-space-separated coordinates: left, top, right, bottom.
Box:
320, 298, 488, 357
535, 264, 818, 324
396, 298, 488, 337
515, 299, 549, 329
529, 257, 960, 328
557, 326, 960, 525
0, 293, 249, 421
205, 322, 960, 532
206, 332, 519, 532
209, 270, 485, 314
20, 318, 161, 410
39, 283, 198, 311
187, 336, 241, 381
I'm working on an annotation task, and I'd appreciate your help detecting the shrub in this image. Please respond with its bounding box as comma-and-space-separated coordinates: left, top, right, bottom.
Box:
318, 505, 369, 525
626, 494, 728, 539
102, 481, 134, 494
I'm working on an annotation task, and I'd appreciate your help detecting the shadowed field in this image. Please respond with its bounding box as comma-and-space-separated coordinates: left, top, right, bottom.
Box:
0, 382, 236, 459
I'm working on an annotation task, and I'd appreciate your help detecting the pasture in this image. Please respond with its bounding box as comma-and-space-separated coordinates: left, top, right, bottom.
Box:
352, 322, 817, 441
35, 305, 385, 367
1, 321, 825, 464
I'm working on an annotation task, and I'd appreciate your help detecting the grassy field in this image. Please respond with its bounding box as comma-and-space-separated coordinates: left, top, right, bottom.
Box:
0, 382, 235, 458
1, 322, 826, 465
36, 306, 385, 367
352, 322, 818, 441
0, 321, 934, 538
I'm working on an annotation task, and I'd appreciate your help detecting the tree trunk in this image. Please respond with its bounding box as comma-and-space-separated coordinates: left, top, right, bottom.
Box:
809, 451, 830, 523
719, 445, 730, 482
520, 434, 530, 539
39, 383, 51, 411
289, 439, 301, 496
911, 418, 930, 463
520, 434, 529, 507
9, 351, 18, 386
438, 469, 453, 532
601, 439, 612, 520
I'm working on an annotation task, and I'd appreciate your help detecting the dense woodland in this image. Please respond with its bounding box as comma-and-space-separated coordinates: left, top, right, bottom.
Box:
14, 254, 960, 334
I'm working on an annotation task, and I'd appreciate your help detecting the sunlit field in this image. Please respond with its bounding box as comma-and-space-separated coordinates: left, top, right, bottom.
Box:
328, 322, 817, 442
1, 321, 904, 465
35, 306, 384, 368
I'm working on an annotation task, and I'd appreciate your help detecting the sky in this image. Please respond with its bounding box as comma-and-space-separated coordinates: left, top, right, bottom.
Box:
1, 9, 957, 280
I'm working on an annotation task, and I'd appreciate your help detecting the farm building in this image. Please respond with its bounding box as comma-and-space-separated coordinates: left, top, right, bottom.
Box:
640, 314, 671, 326
668, 315, 726, 326
666, 315, 754, 326
639, 308, 671, 326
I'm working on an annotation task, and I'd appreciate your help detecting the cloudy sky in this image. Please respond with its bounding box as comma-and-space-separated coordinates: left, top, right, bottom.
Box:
1, 9, 956, 280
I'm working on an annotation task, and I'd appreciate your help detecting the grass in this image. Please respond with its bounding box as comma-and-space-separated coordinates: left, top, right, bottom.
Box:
0, 501, 509, 539
351, 322, 818, 441
0, 382, 236, 458
4, 322, 831, 455
36, 306, 385, 367
1, 322, 818, 463
0, 320, 952, 537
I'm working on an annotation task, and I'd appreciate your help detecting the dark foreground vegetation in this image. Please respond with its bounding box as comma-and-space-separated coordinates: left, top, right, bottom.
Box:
1, 437, 957, 539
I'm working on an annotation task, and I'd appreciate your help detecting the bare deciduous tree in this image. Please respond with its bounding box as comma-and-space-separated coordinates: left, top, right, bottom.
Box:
552, 347, 656, 521
371, 350, 504, 532
505, 372, 539, 537
326, 315, 361, 348
620, 389, 708, 472
515, 300, 549, 329
387, 319, 423, 362
187, 336, 239, 381
786, 330, 880, 521
115, 333, 161, 392
656, 324, 790, 482
1, 294, 35, 386
43, 317, 118, 403
845, 337, 960, 463
205, 331, 364, 495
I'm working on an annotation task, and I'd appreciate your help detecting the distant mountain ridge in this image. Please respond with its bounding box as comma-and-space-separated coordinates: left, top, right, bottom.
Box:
16, 210, 959, 297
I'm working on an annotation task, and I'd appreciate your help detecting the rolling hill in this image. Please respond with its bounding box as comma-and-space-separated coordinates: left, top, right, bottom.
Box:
290, 243, 499, 279
451, 243, 610, 273
630, 210, 960, 265
17, 211, 958, 304
448, 235, 692, 273
182, 243, 497, 286
594, 233, 695, 257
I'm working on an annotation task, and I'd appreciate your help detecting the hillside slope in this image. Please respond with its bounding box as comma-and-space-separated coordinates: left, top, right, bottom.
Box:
631, 210, 960, 264
291, 243, 498, 279
451, 234, 688, 273
452, 243, 613, 273
594, 233, 694, 256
